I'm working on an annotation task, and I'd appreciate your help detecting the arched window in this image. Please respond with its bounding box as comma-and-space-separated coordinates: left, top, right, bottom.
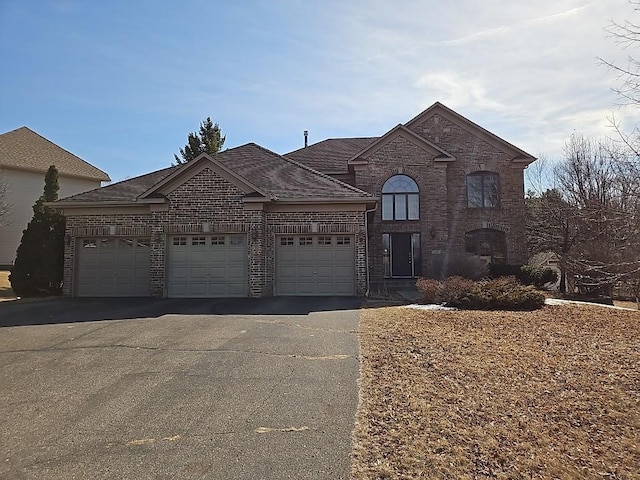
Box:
382, 175, 419, 221
467, 171, 499, 208
465, 229, 506, 263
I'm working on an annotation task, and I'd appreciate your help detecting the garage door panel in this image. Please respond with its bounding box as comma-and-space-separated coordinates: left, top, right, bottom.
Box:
170, 252, 189, 263
76, 237, 151, 297
168, 234, 248, 298
276, 235, 355, 296
277, 265, 297, 276
316, 250, 335, 262
227, 266, 247, 279
315, 282, 336, 295
278, 249, 298, 263
296, 266, 316, 278
170, 266, 189, 280
277, 282, 296, 295
227, 250, 246, 262
226, 283, 247, 295
334, 282, 355, 295
335, 250, 354, 261
188, 266, 208, 280
296, 281, 317, 295
315, 266, 334, 277
169, 284, 189, 296
187, 283, 208, 296
334, 265, 353, 277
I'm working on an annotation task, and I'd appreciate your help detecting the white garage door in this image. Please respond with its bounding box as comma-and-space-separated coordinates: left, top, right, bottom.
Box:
168, 234, 248, 298
75, 237, 151, 297
276, 235, 355, 296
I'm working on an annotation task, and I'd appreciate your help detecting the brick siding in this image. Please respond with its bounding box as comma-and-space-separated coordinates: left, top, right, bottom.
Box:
354, 113, 529, 284
63, 167, 366, 297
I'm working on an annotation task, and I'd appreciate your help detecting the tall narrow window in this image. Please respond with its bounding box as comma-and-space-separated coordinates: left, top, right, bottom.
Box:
467, 172, 499, 208
382, 175, 419, 220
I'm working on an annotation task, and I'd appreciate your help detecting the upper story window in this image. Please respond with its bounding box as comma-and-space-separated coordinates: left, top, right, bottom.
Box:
382, 175, 419, 221
467, 171, 499, 208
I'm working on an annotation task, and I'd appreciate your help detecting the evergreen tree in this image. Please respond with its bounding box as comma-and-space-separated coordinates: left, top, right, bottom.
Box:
174, 117, 225, 164
9, 166, 65, 296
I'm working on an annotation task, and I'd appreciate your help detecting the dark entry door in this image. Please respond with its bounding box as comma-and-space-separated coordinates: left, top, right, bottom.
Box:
391, 233, 413, 277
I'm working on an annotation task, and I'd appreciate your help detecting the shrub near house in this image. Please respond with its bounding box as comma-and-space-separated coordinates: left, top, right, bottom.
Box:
416, 276, 545, 310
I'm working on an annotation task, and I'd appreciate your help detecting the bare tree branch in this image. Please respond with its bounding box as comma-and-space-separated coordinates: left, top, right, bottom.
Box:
0, 172, 11, 228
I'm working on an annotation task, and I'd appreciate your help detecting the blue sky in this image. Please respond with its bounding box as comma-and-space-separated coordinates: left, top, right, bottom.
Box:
1, 0, 639, 183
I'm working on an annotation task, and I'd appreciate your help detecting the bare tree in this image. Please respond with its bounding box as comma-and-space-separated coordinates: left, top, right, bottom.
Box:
526, 188, 580, 293
525, 153, 554, 195
527, 134, 640, 301
556, 134, 640, 299
599, 0, 640, 105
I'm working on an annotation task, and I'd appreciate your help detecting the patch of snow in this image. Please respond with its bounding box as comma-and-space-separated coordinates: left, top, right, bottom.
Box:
404, 304, 458, 311
545, 298, 636, 311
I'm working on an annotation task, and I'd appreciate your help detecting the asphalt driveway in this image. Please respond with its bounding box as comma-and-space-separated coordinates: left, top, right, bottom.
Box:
0, 297, 361, 479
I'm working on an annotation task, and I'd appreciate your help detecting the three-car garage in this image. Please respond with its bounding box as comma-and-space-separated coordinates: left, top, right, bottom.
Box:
73, 233, 356, 297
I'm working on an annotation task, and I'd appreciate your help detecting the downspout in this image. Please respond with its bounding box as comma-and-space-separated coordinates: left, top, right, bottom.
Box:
364, 203, 378, 297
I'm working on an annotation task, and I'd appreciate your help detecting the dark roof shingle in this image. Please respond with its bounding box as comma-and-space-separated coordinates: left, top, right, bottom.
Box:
214, 143, 371, 199
284, 137, 378, 172
58, 143, 371, 203
59, 166, 177, 202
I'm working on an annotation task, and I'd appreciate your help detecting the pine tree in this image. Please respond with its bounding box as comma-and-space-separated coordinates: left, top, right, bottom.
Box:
174, 117, 225, 164
9, 166, 65, 296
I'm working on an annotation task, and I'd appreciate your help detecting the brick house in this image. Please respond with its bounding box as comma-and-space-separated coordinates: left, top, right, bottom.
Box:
55, 102, 535, 297
287, 102, 535, 291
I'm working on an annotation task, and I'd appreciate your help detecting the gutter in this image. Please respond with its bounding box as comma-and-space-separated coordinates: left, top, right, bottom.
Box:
46, 198, 166, 209
262, 197, 377, 205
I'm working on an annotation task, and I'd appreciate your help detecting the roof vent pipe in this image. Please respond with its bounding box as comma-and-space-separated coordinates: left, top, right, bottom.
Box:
303, 130, 308, 148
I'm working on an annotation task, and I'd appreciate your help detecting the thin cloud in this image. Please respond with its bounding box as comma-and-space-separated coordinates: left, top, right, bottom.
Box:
442, 4, 592, 46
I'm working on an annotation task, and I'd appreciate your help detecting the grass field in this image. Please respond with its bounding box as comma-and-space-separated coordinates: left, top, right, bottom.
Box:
0, 270, 15, 299
352, 304, 640, 479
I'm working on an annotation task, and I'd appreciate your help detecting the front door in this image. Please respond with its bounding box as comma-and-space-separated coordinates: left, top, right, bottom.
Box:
383, 233, 422, 278
391, 233, 413, 276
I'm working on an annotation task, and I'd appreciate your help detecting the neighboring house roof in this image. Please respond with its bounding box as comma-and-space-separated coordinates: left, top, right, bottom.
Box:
285, 137, 378, 173
0, 126, 111, 181
57, 143, 372, 205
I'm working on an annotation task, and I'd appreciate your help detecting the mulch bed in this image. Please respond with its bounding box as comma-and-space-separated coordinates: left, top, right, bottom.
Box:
352, 304, 640, 479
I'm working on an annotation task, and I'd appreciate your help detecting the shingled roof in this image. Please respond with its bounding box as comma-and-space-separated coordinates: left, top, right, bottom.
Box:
208, 143, 371, 199
59, 166, 178, 203
0, 127, 110, 181
58, 143, 372, 204
285, 137, 378, 172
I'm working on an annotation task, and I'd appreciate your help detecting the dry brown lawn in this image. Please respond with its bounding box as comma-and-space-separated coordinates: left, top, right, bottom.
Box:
0, 270, 15, 300
352, 304, 640, 479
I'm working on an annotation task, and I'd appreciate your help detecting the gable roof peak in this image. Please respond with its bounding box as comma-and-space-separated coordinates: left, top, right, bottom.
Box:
348, 123, 455, 164
405, 102, 536, 163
